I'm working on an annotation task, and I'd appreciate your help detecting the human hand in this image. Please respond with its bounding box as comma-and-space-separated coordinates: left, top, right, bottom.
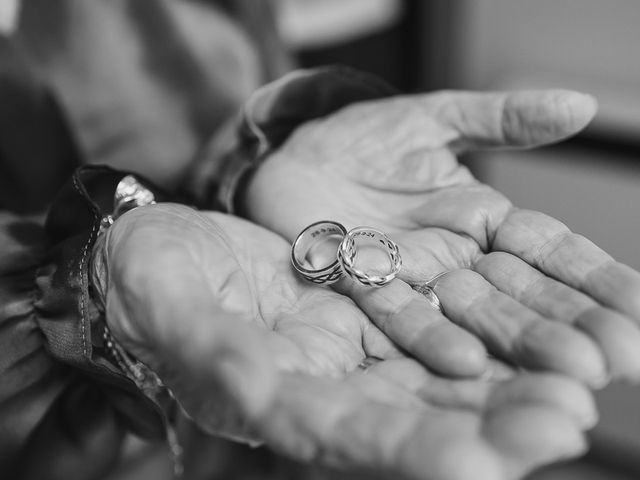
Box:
94, 203, 432, 436
240, 89, 640, 387
94, 204, 594, 479
260, 359, 595, 480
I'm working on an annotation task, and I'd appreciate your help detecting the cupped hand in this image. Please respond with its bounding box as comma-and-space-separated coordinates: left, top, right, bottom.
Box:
94, 203, 384, 436
241, 89, 640, 387
94, 204, 594, 479
261, 360, 595, 480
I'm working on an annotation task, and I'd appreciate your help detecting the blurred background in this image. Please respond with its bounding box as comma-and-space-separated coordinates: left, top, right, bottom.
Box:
277, 0, 640, 479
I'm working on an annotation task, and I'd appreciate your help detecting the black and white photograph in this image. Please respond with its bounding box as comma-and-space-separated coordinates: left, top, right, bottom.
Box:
1, 1, 639, 479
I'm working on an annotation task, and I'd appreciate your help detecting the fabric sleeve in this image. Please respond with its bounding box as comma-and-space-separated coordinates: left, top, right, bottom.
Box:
0, 167, 168, 479
190, 65, 399, 213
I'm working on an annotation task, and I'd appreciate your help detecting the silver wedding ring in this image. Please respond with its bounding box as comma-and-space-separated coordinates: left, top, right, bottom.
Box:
291, 222, 403, 288
412, 271, 448, 312
337, 226, 402, 287
412, 284, 442, 312
291, 220, 347, 285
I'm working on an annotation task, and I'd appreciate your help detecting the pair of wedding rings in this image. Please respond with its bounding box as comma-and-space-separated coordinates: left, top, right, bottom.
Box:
291, 220, 402, 288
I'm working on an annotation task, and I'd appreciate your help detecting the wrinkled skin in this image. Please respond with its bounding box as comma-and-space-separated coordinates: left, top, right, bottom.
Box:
93, 89, 640, 479
98, 205, 594, 480
242, 90, 640, 387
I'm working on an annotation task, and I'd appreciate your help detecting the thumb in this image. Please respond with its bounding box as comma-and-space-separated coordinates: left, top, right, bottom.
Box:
106, 256, 277, 436
161, 308, 277, 434
100, 203, 277, 436
420, 90, 598, 151
128, 297, 278, 439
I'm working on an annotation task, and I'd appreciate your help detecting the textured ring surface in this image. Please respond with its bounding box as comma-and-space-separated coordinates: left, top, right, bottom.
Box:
423, 271, 448, 289
291, 220, 347, 285
412, 271, 449, 312
412, 284, 443, 312
338, 227, 402, 287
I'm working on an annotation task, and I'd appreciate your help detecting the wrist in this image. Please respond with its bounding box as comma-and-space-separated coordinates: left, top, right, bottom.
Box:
40, 165, 170, 442
88, 174, 161, 346
230, 66, 399, 238
233, 154, 292, 238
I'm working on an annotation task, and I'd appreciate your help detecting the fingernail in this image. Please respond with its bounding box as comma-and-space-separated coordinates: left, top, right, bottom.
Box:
554, 91, 598, 129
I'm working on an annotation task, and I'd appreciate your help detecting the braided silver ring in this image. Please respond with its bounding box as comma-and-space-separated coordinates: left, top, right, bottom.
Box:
338, 227, 402, 287
291, 220, 347, 285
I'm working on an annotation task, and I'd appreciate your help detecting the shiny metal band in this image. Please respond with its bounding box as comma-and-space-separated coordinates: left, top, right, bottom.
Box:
291, 220, 347, 285
411, 271, 448, 312
337, 227, 402, 287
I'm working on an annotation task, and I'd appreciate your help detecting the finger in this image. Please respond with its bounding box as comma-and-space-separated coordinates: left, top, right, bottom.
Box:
109, 247, 277, 428
475, 251, 640, 383
362, 358, 491, 411
257, 372, 500, 479
348, 361, 429, 409
418, 89, 597, 152
392, 228, 482, 280
361, 322, 406, 360
160, 308, 277, 434
258, 371, 587, 480
367, 359, 596, 429
486, 357, 518, 381
493, 209, 640, 322
335, 277, 488, 378
485, 374, 597, 429
484, 405, 588, 480
434, 269, 609, 388
406, 184, 513, 252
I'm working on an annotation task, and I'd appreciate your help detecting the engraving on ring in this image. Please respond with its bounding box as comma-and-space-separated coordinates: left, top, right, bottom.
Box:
338, 227, 401, 287
291, 221, 347, 285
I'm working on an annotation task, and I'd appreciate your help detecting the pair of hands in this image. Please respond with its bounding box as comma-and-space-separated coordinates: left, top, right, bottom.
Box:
95, 89, 640, 479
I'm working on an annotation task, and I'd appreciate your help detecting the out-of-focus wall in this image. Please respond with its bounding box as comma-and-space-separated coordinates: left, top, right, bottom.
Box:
450, 0, 640, 140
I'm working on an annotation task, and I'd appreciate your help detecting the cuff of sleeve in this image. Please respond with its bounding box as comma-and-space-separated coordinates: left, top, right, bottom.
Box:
35, 165, 169, 439
194, 65, 398, 213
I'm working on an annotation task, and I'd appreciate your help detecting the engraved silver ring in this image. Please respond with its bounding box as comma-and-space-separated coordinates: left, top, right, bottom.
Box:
291, 220, 347, 285
337, 226, 402, 287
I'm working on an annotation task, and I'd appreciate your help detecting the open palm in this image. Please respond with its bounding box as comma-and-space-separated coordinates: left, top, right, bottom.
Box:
97, 204, 595, 480
98, 204, 384, 433
199, 208, 395, 376
242, 89, 640, 387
